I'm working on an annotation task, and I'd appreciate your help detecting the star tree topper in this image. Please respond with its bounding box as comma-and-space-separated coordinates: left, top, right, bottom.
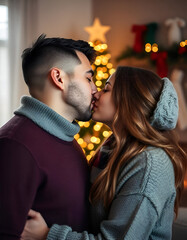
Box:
84, 18, 111, 43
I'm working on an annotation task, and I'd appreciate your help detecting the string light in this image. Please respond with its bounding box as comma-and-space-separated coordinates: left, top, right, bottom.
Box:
87, 143, 94, 150
74, 134, 79, 140
180, 41, 186, 47
152, 43, 158, 52
77, 39, 114, 157
145, 43, 151, 52
77, 138, 84, 145
84, 122, 90, 128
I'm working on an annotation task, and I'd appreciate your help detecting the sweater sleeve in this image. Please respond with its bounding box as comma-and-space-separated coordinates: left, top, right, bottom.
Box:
0, 138, 42, 240
47, 194, 157, 240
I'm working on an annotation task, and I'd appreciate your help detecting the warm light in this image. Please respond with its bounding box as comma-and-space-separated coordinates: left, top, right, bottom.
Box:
145, 43, 151, 52
97, 122, 103, 127
94, 124, 101, 131
74, 134, 79, 140
96, 75, 102, 80
89, 42, 93, 47
96, 138, 101, 144
103, 131, 110, 137
107, 63, 113, 69
81, 141, 87, 148
184, 180, 187, 188
106, 54, 111, 59
77, 138, 84, 145
90, 150, 95, 156
87, 155, 92, 161
102, 57, 108, 65
91, 136, 97, 143
185, 40, 187, 45
102, 67, 107, 72
78, 121, 84, 127
101, 44, 107, 50
152, 43, 158, 52
180, 41, 186, 47
96, 80, 102, 87
97, 70, 104, 78
97, 87, 101, 91
103, 73, 109, 79
87, 143, 94, 150
95, 58, 101, 65
109, 68, 115, 75
84, 122, 90, 128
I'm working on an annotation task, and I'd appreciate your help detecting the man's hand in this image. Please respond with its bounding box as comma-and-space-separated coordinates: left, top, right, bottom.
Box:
21, 209, 49, 240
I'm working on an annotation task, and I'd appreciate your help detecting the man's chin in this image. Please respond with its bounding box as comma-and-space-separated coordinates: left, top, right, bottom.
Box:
76, 111, 92, 122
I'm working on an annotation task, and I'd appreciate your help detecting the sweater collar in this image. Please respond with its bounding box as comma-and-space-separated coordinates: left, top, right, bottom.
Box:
14, 96, 80, 142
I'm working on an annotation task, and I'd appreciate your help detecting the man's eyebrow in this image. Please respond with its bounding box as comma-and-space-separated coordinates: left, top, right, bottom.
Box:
86, 69, 94, 77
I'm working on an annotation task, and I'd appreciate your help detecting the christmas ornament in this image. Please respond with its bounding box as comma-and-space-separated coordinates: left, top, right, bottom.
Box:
165, 18, 186, 46
84, 18, 111, 43
131, 24, 147, 53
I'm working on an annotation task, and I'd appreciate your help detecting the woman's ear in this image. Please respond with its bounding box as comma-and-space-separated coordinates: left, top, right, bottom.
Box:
50, 67, 64, 90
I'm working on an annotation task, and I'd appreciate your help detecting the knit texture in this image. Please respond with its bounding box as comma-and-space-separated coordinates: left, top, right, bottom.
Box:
14, 96, 80, 141
150, 77, 178, 130
47, 146, 176, 240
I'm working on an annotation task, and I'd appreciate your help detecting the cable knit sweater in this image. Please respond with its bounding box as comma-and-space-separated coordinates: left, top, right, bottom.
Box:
48, 143, 176, 240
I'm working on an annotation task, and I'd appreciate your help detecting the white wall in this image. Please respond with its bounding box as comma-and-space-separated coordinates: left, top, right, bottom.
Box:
35, 0, 92, 41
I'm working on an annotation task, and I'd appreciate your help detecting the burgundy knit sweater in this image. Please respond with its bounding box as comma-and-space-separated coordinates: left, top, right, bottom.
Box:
0, 96, 90, 240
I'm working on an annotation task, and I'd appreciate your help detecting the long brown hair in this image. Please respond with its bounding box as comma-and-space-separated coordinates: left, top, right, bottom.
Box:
89, 66, 187, 216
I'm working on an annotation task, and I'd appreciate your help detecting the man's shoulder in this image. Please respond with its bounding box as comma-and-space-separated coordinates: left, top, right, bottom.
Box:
0, 115, 42, 139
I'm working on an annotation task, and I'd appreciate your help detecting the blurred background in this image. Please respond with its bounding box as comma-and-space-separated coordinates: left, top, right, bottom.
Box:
0, 0, 187, 155
0, 1, 187, 236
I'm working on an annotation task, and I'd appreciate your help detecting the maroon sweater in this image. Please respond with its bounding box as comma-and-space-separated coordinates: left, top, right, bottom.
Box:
0, 97, 90, 240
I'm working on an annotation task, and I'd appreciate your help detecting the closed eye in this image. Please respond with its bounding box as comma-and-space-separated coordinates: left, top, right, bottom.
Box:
87, 78, 92, 82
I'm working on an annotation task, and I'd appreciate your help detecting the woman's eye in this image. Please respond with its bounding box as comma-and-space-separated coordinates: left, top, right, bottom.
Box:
103, 89, 108, 93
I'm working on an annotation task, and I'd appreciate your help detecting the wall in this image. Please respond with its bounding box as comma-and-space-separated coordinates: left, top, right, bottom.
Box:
92, 0, 187, 62
35, 0, 92, 41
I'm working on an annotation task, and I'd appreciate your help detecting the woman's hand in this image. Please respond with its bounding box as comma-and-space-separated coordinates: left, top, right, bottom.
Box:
21, 209, 49, 240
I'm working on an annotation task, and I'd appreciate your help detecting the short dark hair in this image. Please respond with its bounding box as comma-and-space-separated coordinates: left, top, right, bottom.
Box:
22, 34, 96, 90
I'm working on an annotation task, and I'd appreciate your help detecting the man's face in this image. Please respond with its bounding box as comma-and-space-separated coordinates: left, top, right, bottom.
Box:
64, 51, 97, 121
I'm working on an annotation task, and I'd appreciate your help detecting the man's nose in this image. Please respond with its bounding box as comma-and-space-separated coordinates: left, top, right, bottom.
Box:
91, 81, 98, 94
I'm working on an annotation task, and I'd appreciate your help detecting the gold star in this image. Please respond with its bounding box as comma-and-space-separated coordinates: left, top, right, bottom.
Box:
84, 18, 111, 43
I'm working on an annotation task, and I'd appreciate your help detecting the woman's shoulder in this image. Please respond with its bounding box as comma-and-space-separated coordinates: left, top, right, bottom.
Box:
117, 146, 175, 196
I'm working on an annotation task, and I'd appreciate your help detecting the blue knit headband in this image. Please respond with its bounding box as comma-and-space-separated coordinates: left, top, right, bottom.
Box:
150, 77, 179, 130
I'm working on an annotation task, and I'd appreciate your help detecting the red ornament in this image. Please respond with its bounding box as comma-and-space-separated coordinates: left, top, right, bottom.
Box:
131, 25, 147, 53
178, 46, 187, 54
151, 52, 168, 78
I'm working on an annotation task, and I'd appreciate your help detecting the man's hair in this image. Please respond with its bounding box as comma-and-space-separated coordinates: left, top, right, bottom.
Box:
22, 34, 96, 90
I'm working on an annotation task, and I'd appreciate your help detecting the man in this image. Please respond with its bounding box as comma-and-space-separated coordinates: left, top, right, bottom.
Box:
0, 34, 97, 239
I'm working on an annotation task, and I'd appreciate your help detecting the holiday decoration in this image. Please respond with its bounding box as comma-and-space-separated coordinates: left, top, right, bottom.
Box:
84, 18, 111, 43
151, 51, 168, 78
144, 22, 158, 44
116, 20, 187, 78
165, 17, 186, 46
75, 20, 114, 159
131, 24, 147, 53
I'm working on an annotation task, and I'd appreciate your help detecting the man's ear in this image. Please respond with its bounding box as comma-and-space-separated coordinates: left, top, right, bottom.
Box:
50, 67, 64, 90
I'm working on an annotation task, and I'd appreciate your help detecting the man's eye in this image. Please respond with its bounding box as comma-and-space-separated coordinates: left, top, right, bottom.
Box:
87, 78, 92, 82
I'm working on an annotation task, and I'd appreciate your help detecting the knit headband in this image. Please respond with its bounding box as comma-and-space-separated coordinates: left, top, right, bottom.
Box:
150, 77, 178, 130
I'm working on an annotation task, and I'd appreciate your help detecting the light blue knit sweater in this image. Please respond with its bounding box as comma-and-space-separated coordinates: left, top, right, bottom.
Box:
47, 146, 176, 240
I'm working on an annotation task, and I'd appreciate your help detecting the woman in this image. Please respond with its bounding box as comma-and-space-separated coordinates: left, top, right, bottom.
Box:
22, 66, 186, 240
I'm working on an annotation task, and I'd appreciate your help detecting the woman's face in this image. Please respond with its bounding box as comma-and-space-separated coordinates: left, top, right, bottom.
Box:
92, 73, 116, 128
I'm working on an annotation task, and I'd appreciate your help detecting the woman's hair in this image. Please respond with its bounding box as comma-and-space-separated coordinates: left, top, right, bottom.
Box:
89, 66, 187, 216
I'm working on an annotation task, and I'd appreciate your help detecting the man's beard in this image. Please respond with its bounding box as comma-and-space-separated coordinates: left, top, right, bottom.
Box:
65, 82, 92, 121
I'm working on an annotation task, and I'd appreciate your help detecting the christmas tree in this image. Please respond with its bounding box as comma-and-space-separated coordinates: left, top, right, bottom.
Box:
74, 18, 115, 160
